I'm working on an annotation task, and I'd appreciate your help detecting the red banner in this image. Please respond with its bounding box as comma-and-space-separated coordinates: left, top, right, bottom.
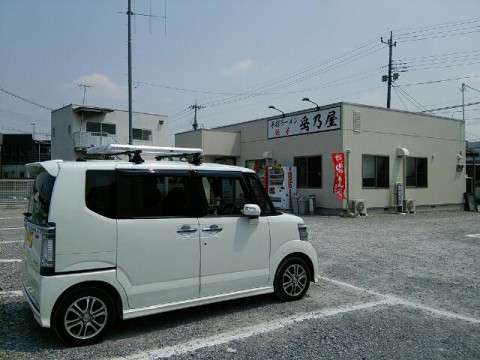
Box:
332, 152, 346, 200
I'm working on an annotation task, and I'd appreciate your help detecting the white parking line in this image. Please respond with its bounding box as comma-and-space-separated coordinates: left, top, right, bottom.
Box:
0, 290, 23, 296
109, 276, 480, 360
0, 259, 22, 263
110, 299, 392, 360
319, 276, 480, 324
466, 233, 480, 238
0, 227, 23, 231
0, 240, 23, 244
0, 217, 22, 220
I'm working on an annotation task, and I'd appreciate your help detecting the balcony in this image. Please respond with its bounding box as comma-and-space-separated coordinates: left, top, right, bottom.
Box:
73, 132, 118, 150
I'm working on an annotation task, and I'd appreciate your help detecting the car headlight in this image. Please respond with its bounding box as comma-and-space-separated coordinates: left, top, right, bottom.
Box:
298, 223, 308, 241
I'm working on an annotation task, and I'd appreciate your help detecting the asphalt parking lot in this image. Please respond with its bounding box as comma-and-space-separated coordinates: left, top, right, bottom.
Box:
1, 207, 479, 359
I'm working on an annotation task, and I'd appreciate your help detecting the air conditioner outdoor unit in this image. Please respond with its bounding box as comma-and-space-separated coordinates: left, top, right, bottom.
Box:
351, 199, 367, 216
403, 199, 415, 214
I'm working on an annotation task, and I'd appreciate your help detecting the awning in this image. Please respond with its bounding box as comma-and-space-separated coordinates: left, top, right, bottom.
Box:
73, 105, 114, 114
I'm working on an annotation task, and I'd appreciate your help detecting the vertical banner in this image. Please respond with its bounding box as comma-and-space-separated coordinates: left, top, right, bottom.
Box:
332, 152, 346, 200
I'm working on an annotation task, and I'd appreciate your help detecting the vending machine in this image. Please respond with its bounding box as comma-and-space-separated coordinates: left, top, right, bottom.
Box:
265, 166, 297, 209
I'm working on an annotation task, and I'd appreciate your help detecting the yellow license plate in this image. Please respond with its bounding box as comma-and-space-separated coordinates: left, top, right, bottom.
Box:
26, 231, 33, 248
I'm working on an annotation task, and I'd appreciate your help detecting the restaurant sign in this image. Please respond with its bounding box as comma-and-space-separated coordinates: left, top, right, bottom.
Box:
267, 106, 341, 139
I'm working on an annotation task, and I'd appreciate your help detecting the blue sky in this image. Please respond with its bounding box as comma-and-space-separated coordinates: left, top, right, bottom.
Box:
1, 0, 480, 143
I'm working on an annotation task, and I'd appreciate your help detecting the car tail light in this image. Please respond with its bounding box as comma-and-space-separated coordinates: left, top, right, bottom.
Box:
40, 224, 56, 275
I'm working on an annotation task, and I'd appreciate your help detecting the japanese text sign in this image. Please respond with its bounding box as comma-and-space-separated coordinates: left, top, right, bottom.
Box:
267, 106, 341, 139
332, 152, 346, 200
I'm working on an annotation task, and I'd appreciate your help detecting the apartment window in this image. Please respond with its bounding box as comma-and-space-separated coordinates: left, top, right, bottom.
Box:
86, 122, 116, 135
294, 155, 322, 188
362, 155, 389, 188
68, 125, 71, 136
132, 128, 152, 141
406, 157, 428, 187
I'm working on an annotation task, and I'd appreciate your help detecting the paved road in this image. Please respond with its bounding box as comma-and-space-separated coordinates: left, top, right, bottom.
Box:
1, 208, 479, 359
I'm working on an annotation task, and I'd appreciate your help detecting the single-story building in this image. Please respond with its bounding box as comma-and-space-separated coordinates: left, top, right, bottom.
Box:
176, 102, 466, 214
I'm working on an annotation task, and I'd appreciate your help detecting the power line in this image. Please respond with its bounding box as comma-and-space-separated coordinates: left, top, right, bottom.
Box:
423, 101, 480, 112
394, 17, 480, 35
0, 86, 53, 111
166, 18, 480, 126
394, 86, 431, 113
401, 75, 480, 87
465, 84, 480, 94
393, 86, 409, 111
167, 40, 385, 121
0, 107, 49, 124
396, 49, 480, 62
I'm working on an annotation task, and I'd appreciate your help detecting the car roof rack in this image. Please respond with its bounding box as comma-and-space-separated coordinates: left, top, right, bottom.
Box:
86, 144, 204, 165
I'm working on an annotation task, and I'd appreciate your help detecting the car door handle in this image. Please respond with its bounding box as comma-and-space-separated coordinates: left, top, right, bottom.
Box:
177, 226, 198, 235
202, 225, 223, 232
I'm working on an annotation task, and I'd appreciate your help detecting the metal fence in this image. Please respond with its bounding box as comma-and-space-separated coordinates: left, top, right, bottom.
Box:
0, 179, 33, 206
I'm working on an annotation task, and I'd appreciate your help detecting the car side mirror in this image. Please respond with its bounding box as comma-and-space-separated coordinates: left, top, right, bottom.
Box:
243, 204, 261, 218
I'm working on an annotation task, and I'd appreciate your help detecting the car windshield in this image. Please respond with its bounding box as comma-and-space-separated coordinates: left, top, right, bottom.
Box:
28, 170, 56, 226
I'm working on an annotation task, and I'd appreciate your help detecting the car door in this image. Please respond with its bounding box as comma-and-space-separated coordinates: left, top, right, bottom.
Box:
196, 171, 271, 297
115, 168, 200, 309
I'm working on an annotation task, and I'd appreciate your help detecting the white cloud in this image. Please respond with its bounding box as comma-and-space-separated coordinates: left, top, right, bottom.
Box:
74, 73, 124, 99
219, 59, 253, 77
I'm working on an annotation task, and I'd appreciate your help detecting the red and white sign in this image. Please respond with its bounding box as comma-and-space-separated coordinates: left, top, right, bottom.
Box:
332, 152, 346, 200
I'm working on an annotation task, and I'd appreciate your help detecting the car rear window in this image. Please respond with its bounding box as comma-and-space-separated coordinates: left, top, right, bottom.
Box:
28, 170, 56, 226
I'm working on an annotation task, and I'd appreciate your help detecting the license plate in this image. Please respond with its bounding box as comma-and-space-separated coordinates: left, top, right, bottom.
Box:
26, 231, 33, 248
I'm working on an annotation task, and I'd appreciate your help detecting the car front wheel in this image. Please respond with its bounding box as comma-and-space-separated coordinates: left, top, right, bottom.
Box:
274, 257, 311, 301
52, 287, 115, 346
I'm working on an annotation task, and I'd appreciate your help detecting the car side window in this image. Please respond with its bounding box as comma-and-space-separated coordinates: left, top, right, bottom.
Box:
85, 170, 116, 219
246, 173, 275, 215
117, 172, 189, 218
200, 175, 247, 216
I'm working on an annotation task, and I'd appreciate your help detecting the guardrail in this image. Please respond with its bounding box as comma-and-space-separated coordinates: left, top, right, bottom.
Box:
0, 179, 33, 206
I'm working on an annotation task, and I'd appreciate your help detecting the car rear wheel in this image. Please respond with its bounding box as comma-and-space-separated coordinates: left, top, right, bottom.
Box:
52, 287, 115, 346
274, 257, 310, 301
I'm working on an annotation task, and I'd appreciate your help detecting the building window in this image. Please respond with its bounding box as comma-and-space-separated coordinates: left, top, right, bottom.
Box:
68, 125, 71, 135
133, 128, 152, 141
294, 155, 322, 188
362, 155, 389, 188
406, 157, 428, 187
52, 127, 55, 137
86, 122, 116, 135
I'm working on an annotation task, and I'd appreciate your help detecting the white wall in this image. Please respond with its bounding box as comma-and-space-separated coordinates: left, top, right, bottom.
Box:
51, 105, 168, 161
343, 104, 465, 208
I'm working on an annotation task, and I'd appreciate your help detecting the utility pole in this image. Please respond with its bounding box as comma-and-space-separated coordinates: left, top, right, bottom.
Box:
189, 100, 206, 130
460, 83, 466, 121
124, 0, 165, 144
31, 123, 35, 140
381, 31, 397, 109
127, 0, 133, 145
